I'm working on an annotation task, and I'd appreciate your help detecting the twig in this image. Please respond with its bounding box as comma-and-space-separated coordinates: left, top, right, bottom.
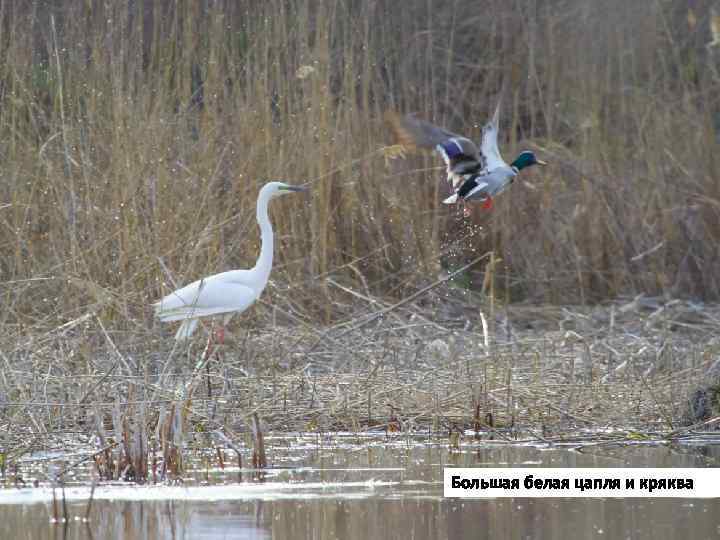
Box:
56, 442, 119, 480
96, 315, 133, 373
84, 479, 96, 521
315, 252, 492, 346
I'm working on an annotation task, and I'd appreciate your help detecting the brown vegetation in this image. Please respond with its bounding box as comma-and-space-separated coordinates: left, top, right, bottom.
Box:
1, 0, 719, 332
1, 1, 720, 470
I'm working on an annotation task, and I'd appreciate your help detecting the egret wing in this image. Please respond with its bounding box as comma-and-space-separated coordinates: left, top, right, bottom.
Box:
154, 275, 257, 322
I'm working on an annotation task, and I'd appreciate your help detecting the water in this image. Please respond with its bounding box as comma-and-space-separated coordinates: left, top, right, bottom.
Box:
1, 435, 719, 539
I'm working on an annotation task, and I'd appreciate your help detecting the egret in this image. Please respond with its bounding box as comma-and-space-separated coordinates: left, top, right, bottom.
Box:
387, 102, 546, 215
153, 182, 307, 349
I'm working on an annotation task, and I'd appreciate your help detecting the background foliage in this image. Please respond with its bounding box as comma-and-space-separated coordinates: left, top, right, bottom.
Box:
1, 0, 719, 331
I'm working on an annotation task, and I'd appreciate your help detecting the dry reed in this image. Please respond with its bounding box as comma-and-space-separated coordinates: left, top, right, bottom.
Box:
0, 1, 718, 333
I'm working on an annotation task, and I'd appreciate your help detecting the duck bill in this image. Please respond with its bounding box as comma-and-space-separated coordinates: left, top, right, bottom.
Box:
536, 159, 548, 166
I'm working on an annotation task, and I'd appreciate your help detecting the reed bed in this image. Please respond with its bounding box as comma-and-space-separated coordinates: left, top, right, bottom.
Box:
2, 292, 720, 482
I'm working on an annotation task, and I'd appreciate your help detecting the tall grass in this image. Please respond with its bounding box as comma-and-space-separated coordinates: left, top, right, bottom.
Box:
0, 0, 718, 333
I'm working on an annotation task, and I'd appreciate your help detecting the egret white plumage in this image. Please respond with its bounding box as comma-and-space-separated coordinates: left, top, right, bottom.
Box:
387, 102, 546, 215
153, 182, 307, 345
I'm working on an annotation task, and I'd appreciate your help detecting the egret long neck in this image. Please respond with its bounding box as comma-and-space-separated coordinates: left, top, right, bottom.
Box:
252, 188, 274, 284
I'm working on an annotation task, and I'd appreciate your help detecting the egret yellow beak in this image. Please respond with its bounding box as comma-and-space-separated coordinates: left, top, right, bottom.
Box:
280, 184, 309, 192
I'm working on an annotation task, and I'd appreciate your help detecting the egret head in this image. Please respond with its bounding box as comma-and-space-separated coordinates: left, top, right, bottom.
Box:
262, 181, 309, 198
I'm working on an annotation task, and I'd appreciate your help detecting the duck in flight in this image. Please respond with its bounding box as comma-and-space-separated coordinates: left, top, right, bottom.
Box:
387, 103, 546, 214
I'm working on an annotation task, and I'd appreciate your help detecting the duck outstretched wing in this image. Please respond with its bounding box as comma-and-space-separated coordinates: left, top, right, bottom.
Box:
479, 102, 507, 172
386, 112, 482, 178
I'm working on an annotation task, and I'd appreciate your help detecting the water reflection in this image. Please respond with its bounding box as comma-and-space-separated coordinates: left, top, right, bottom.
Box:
1, 441, 719, 540
4, 496, 719, 540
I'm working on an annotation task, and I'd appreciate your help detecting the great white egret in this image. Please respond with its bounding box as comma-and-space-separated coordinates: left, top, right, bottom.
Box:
387, 103, 546, 215
153, 181, 307, 344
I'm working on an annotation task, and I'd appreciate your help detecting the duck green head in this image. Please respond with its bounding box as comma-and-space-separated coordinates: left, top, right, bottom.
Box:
510, 151, 547, 171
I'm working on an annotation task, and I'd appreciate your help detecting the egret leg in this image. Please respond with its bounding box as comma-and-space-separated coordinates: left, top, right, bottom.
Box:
201, 327, 216, 363
202, 316, 231, 404
216, 313, 233, 346
203, 322, 219, 420
213, 325, 226, 345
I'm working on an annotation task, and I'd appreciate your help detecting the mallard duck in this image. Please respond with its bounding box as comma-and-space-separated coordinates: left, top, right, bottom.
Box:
387, 103, 546, 212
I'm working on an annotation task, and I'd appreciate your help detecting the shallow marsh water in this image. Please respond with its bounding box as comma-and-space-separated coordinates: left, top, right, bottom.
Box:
1, 435, 719, 539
